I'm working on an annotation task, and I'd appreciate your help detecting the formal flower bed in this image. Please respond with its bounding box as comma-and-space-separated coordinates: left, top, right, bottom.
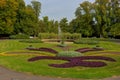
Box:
28, 56, 116, 68
75, 47, 103, 53
27, 47, 103, 54
26, 47, 58, 54
27, 47, 116, 68
49, 61, 107, 68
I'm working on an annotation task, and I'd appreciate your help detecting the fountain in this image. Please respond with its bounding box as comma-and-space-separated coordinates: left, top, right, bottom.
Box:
58, 26, 66, 47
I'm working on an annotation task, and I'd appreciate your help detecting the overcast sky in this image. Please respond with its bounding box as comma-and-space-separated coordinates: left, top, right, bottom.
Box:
24, 0, 95, 21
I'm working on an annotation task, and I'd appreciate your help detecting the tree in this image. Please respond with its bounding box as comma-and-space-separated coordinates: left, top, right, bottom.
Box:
94, 0, 110, 37
13, 0, 26, 34
110, 23, 120, 37
21, 5, 37, 35
28, 0, 41, 36
31, 0, 41, 21
0, 0, 18, 35
39, 16, 58, 33
75, 1, 93, 37
59, 18, 69, 32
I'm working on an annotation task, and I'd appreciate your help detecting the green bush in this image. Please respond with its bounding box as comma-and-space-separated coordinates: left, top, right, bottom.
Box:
74, 39, 99, 45
38, 33, 81, 40
9, 34, 29, 39
57, 51, 83, 57
19, 39, 43, 43
72, 33, 81, 40
38, 33, 58, 39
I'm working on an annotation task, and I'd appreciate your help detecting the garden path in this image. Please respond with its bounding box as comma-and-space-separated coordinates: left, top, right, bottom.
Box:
0, 66, 80, 80
0, 65, 120, 80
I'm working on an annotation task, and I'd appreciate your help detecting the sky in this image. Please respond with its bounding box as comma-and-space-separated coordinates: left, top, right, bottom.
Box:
25, 0, 94, 21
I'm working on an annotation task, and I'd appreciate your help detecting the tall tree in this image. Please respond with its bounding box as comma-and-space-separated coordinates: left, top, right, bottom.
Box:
31, 0, 41, 36
75, 1, 93, 37
13, 0, 26, 34
59, 18, 69, 32
31, 0, 41, 21
0, 0, 18, 35
94, 0, 110, 37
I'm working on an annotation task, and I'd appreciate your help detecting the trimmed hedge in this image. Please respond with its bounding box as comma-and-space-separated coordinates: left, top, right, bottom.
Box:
74, 39, 99, 45
19, 39, 43, 43
38, 33, 81, 40
57, 51, 83, 57
9, 34, 29, 39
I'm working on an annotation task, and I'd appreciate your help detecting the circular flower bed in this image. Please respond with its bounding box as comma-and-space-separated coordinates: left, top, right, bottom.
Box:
27, 47, 116, 68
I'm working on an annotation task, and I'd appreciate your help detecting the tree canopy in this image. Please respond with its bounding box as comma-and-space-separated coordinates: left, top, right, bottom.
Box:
0, 0, 120, 38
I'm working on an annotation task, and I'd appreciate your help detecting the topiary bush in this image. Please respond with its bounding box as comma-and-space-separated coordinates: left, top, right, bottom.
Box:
56, 51, 83, 57
9, 33, 29, 39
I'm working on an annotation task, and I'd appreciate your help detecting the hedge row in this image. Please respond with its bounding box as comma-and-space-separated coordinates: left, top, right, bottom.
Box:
38, 33, 81, 40
19, 39, 43, 43
74, 39, 99, 45
9, 34, 29, 39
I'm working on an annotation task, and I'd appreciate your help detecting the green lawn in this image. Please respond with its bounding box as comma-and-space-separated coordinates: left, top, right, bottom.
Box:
0, 39, 120, 79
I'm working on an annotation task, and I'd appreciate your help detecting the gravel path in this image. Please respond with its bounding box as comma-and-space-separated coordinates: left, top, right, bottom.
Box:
0, 66, 81, 80
0, 66, 120, 80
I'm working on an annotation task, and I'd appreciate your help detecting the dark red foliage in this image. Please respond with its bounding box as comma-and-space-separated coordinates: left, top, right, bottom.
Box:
26, 47, 58, 54
28, 56, 116, 68
69, 56, 116, 62
49, 61, 107, 68
75, 47, 103, 53
28, 56, 70, 62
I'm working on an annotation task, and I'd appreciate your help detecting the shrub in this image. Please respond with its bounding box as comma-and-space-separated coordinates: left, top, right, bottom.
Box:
38, 33, 58, 39
57, 51, 83, 57
38, 33, 81, 40
19, 39, 43, 43
9, 33, 29, 39
72, 33, 81, 40
74, 39, 99, 45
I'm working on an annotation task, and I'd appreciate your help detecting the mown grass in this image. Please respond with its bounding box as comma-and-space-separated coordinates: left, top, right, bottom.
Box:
0, 39, 120, 79
0, 39, 119, 52
0, 40, 61, 53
